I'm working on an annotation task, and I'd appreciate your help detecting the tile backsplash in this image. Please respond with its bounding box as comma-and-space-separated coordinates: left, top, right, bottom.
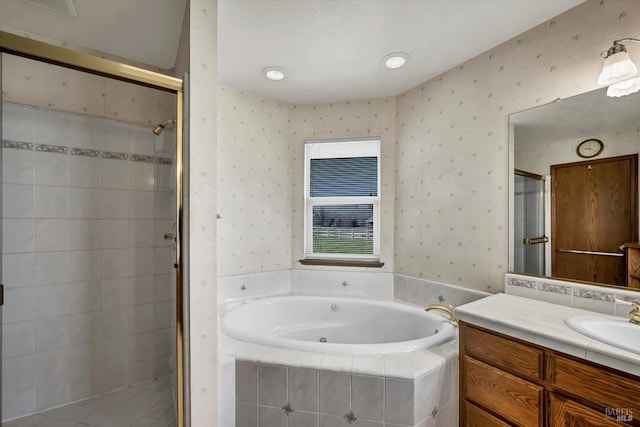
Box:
2, 102, 177, 421
505, 273, 640, 317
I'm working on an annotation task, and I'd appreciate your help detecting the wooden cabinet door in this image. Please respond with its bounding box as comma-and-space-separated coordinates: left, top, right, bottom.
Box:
549, 393, 626, 426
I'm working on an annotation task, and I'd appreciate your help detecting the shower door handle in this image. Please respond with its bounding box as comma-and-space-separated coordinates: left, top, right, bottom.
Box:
0, 283, 4, 306
523, 236, 548, 245
164, 233, 177, 241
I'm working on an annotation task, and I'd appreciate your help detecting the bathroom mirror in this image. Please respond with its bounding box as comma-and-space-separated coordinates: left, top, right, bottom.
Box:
509, 86, 640, 290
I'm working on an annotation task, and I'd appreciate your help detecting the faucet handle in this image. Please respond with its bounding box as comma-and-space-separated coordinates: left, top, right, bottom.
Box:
630, 303, 640, 325
424, 304, 458, 326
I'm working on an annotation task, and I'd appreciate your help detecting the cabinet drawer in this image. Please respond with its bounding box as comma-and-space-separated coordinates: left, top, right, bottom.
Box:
549, 353, 640, 417
464, 400, 512, 427
463, 323, 543, 381
464, 355, 542, 426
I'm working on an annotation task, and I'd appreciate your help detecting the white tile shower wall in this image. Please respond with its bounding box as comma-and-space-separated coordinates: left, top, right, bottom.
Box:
234, 360, 457, 427
1, 103, 176, 421
394, 274, 489, 308
393, 0, 640, 293
291, 269, 393, 299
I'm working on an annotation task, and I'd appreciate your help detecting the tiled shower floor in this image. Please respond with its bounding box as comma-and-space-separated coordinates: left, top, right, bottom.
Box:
4, 377, 176, 427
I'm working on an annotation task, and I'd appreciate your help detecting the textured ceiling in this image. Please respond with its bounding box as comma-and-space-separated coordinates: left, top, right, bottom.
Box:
512, 87, 640, 146
1, 0, 586, 104
217, 0, 585, 104
0, 0, 187, 70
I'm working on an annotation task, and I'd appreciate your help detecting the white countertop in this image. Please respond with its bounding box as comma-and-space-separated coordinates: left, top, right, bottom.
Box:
454, 293, 640, 377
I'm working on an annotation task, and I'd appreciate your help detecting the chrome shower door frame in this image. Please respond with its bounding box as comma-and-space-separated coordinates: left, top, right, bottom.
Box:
0, 31, 188, 427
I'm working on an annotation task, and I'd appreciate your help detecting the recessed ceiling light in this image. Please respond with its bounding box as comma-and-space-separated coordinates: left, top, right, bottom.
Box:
382, 52, 410, 69
263, 66, 286, 81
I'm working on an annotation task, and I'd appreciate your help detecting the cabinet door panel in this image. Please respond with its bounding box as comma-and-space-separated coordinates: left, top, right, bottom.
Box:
464, 356, 542, 426
549, 393, 625, 426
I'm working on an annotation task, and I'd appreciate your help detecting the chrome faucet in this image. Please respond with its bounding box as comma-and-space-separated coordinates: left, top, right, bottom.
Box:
425, 304, 458, 326
630, 303, 640, 325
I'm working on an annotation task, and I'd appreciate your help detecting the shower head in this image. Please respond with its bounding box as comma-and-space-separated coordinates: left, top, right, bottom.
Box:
152, 118, 176, 135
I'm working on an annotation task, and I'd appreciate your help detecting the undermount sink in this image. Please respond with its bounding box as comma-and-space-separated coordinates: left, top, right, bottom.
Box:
566, 316, 640, 355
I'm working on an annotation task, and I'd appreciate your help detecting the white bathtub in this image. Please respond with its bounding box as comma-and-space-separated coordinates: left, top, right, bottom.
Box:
221, 296, 456, 354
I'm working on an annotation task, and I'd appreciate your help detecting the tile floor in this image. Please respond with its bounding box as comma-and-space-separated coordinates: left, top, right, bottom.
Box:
4, 377, 176, 427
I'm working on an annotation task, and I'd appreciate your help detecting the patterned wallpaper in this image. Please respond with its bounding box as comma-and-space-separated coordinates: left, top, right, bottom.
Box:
289, 98, 396, 271
217, 91, 396, 275
2, 54, 176, 125
394, 0, 640, 292
217, 86, 292, 276
186, 1, 220, 425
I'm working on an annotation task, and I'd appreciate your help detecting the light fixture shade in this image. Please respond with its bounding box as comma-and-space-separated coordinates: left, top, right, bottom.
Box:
598, 51, 638, 85
606, 77, 640, 97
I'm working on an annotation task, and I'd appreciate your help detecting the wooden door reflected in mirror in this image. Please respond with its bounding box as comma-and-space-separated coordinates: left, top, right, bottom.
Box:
551, 154, 638, 286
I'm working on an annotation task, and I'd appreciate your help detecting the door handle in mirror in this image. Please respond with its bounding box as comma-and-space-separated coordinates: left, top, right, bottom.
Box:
523, 236, 549, 245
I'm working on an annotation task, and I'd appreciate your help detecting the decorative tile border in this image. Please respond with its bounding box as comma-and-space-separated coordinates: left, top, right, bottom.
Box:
3, 140, 34, 150
573, 288, 615, 302
507, 277, 537, 289
538, 283, 571, 295
156, 157, 173, 165
615, 294, 640, 304
101, 151, 130, 160
504, 273, 639, 316
36, 143, 69, 154
131, 154, 155, 163
70, 147, 101, 158
3, 139, 172, 165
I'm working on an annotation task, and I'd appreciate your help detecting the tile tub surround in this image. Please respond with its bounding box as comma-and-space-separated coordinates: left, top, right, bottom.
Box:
2, 103, 177, 421
233, 356, 458, 427
217, 269, 486, 309
394, 274, 489, 308
505, 273, 640, 316
221, 305, 459, 427
454, 293, 640, 376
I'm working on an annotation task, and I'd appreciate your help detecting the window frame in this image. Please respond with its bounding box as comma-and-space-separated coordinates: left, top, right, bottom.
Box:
303, 137, 381, 262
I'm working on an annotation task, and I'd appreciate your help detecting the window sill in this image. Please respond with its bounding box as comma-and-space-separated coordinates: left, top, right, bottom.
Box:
299, 259, 385, 268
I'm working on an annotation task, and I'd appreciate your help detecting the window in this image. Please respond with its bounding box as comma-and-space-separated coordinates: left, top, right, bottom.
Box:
304, 138, 380, 261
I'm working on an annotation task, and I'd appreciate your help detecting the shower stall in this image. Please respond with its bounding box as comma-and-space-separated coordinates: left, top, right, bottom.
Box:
1, 33, 186, 427
513, 170, 547, 276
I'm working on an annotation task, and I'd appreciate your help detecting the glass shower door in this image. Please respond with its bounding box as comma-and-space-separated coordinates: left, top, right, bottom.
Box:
514, 171, 546, 276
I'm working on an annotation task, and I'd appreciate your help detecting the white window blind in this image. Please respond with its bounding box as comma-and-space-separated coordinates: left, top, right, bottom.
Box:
304, 138, 380, 260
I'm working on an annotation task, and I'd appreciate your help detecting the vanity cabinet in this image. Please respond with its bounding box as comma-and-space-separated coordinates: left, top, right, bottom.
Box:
625, 242, 640, 289
459, 321, 640, 426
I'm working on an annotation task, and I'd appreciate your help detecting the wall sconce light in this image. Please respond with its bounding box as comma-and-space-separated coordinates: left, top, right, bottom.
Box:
598, 38, 640, 97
